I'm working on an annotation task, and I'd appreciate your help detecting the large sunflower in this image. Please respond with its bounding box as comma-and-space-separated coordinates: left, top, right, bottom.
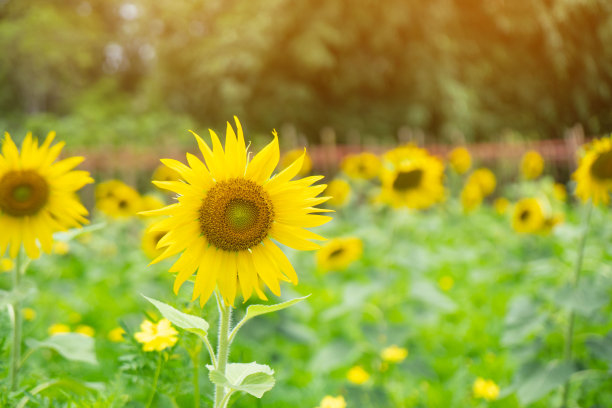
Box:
145, 117, 332, 306
379, 145, 445, 209
573, 136, 612, 205
0, 132, 92, 259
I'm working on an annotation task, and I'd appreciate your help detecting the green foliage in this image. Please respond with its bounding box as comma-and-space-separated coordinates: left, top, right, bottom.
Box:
2, 0, 612, 142
26, 333, 98, 365
209, 362, 275, 399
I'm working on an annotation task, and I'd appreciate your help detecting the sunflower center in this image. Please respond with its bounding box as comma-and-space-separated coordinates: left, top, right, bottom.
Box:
590, 150, 612, 181
519, 209, 530, 221
329, 248, 345, 258
393, 169, 423, 191
199, 178, 274, 251
0, 170, 50, 216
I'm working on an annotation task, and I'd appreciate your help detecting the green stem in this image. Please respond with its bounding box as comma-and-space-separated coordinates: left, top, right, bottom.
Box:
146, 352, 163, 408
9, 251, 22, 391
214, 294, 232, 408
192, 345, 201, 408
560, 202, 593, 408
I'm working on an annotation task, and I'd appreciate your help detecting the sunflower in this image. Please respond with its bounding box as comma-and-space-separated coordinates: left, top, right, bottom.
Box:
341, 152, 381, 180
145, 117, 331, 306
95, 180, 141, 218
152, 163, 180, 183
325, 179, 351, 207
448, 147, 472, 175
553, 183, 567, 202
520, 150, 544, 180
280, 148, 312, 177
379, 145, 445, 209
512, 198, 546, 234
467, 168, 496, 197
316, 237, 362, 271
460, 180, 483, 213
141, 226, 167, 260
573, 136, 612, 205
0, 132, 92, 259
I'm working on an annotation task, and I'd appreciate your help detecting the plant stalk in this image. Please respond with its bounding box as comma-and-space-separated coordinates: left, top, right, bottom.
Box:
146, 352, 163, 408
9, 251, 22, 391
214, 295, 232, 408
560, 201, 593, 408
192, 344, 201, 408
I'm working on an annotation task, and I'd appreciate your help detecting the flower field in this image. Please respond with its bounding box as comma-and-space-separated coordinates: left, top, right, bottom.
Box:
1, 125, 612, 408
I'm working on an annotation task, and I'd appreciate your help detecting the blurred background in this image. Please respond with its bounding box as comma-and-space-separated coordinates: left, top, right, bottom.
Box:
2, 0, 612, 151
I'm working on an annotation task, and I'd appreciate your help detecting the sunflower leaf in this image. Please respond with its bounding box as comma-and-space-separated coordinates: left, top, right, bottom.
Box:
208, 362, 275, 398
228, 295, 310, 342
53, 222, 106, 242
143, 295, 209, 338
26, 333, 98, 364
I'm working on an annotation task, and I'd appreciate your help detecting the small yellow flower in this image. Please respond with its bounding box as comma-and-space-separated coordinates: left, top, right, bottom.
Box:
53, 241, 70, 255
448, 147, 472, 175
520, 150, 544, 180
467, 168, 496, 197
316, 237, 363, 271
134, 318, 178, 352
108, 327, 126, 342
381, 345, 408, 363
341, 152, 381, 180
494, 197, 510, 215
461, 181, 483, 213
316, 395, 346, 408
473, 377, 500, 400
325, 179, 351, 207
553, 183, 567, 202
347, 365, 370, 385
75, 325, 95, 337
281, 149, 312, 177
23, 307, 36, 321
1, 258, 13, 272
48, 323, 70, 335
438, 275, 454, 292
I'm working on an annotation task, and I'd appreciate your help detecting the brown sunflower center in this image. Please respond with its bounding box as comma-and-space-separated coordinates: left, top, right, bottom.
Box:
0, 170, 50, 216
519, 209, 530, 221
329, 248, 345, 258
590, 150, 612, 181
199, 178, 274, 251
393, 169, 423, 191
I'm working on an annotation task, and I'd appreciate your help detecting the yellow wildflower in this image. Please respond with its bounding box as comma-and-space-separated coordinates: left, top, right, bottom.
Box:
381, 345, 408, 363
316, 395, 346, 408
473, 377, 500, 400
23, 307, 36, 321
75, 325, 95, 337
134, 318, 178, 352
438, 275, 454, 291
347, 365, 370, 385
108, 327, 126, 342
48, 323, 70, 335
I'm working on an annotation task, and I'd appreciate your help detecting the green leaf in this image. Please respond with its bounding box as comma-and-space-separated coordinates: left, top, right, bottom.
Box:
142, 295, 209, 339
26, 333, 98, 364
516, 360, 574, 405
243, 295, 310, 322
229, 295, 309, 342
554, 280, 608, 316
209, 362, 275, 398
502, 296, 546, 346
0, 281, 37, 307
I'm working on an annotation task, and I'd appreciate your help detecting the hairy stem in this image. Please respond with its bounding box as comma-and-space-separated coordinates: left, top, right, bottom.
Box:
214, 295, 232, 408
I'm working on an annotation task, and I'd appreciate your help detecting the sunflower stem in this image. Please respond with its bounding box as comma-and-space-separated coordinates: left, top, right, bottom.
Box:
560, 201, 593, 408
9, 250, 23, 391
214, 294, 232, 408
146, 352, 163, 408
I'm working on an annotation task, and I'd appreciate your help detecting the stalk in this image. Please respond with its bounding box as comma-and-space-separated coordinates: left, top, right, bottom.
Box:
9, 251, 23, 391
560, 202, 593, 408
214, 295, 232, 408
